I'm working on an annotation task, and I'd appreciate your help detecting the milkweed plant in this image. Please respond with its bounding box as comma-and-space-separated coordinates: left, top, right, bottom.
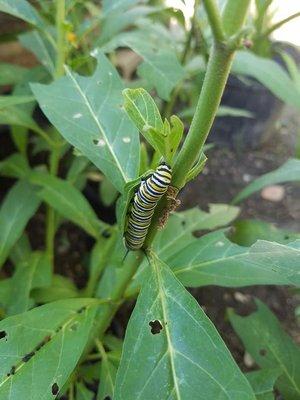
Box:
0, 0, 299, 399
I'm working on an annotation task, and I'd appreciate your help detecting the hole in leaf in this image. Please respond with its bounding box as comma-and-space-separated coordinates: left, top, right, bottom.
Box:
181, 220, 186, 226
93, 139, 98, 145
284, 235, 290, 240
259, 349, 267, 356
22, 351, 35, 362
77, 306, 86, 314
149, 320, 163, 335
102, 229, 111, 239
70, 322, 78, 332
52, 383, 59, 396
104, 397, 111, 400
0, 331, 7, 340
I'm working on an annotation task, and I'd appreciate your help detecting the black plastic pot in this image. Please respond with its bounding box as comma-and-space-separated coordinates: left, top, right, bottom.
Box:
209, 73, 283, 149
209, 43, 300, 150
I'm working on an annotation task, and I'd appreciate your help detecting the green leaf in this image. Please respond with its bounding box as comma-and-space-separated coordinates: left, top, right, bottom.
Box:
123, 88, 164, 132
0, 63, 28, 86
128, 204, 240, 294
30, 171, 104, 239
31, 275, 78, 303
100, 176, 118, 206
9, 233, 31, 266
229, 300, 300, 400
101, 31, 185, 100
19, 31, 56, 75
231, 219, 300, 247
233, 158, 300, 203
31, 52, 140, 193
0, 95, 35, 109
232, 51, 300, 109
0, 299, 99, 400
76, 383, 94, 400
103, 0, 141, 15
170, 230, 300, 287
0, 106, 40, 131
246, 369, 281, 400
0, 153, 30, 179
97, 349, 117, 400
0, 0, 44, 28
115, 257, 255, 399
7, 251, 51, 316
0, 181, 40, 268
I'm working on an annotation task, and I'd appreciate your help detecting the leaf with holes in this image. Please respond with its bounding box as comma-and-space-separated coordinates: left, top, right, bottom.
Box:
170, 230, 300, 287
0, 299, 100, 400
30, 171, 106, 239
233, 158, 300, 203
229, 299, 300, 400
0, 180, 40, 268
31, 52, 140, 193
115, 257, 255, 399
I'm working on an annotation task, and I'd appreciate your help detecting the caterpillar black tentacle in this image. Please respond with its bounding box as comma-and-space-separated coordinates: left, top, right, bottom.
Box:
124, 163, 172, 251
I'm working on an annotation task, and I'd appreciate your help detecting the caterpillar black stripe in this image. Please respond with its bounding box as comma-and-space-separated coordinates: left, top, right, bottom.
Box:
125, 163, 172, 250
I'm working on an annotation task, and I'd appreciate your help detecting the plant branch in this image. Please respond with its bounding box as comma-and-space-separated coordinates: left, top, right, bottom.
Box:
263, 12, 300, 37
202, 0, 226, 42
55, 0, 66, 78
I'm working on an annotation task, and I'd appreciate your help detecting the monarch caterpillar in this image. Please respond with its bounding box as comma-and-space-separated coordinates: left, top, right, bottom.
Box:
124, 163, 172, 250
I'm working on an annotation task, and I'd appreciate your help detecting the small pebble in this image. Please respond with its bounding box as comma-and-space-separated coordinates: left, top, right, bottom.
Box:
261, 185, 285, 202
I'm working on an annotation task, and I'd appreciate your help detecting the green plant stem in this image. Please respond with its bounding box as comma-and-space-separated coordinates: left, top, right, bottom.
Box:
202, 0, 225, 42
46, 147, 60, 268
55, 0, 65, 78
222, 0, 251, 37
263, 11, 300, 37
82, 251, 143, 359
172, 43, 233, 189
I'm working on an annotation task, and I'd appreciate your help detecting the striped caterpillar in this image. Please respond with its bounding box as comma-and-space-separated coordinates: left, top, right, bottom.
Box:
124, 163, 172, 250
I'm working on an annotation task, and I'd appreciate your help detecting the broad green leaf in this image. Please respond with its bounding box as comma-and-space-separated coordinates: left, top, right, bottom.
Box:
19, 31, 56, 75
0, 0, 44, 28
11, 65, 48, 155
101, 31, 185, 100
0, 181, 40, 268
31, 52, 140, 193
0, 153, 30, 179
76, 383, 94, 400
7, 251, 51, 316
0, 63, 28, 86
233, 158, 300, 203
231, 219, 300, 246
100, 5, 161, 44
246, 369, 281, 400
128, 204, 240, 294
31, 275, 78, 303
100, 176, 118, 206
170, 230, 300, 287
30, 171, 104, 239
103, 0, 141, 15
9, 233, 31, 266
0, 95, 34, 109
229, 300, 300, 400
115, 257, 255, 399
0, 299, 100, 400
0, 106, 44, 140
97, 350, 117, 400
232, 51, 300, 109
123, 88, 164, 132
